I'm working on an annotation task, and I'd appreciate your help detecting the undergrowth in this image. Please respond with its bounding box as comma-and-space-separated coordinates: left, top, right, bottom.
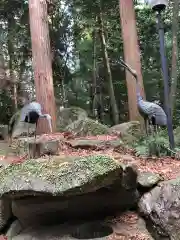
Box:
133, 129, 180, 158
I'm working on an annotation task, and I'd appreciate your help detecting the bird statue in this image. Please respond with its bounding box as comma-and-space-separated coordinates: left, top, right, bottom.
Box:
118, 58, 167, 135
8, 101, 52, 145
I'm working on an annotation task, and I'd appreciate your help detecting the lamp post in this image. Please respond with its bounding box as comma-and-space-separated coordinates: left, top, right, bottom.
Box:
146, 0, 175, 149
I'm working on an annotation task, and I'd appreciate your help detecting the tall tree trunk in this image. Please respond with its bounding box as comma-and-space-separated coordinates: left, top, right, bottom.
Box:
169, 0, 179, 116
28, 0, 56, 133
7, 15, 18, 112
119, 0, 145, 121
91, 29, 98, 120
97, 3, 119, 125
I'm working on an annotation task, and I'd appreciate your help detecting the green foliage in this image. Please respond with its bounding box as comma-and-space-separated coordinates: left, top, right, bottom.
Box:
133, 130, 170, 157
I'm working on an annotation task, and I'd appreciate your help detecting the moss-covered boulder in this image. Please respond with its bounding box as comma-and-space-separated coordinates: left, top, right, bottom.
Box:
0, 155, 123, 197
110, 121, 142, 144
0, 124, 8, 140
9, 159, 139, 230
9, 111, 35, 138
65, 118, 110, 137
57, 107, 87, 131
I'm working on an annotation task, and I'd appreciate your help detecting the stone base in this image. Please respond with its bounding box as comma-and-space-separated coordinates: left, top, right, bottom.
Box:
12, 185, 139, 228
28, 140, 59, 158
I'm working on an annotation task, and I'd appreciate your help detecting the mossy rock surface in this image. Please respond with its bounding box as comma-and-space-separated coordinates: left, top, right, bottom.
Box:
57, 107, 88, 131
9, 110, 36, 138
110, 121, 142, 144
0, 124, 8, 140
0, 155, 123, 198
65, 118, 110, 137
138, 172, 162, 188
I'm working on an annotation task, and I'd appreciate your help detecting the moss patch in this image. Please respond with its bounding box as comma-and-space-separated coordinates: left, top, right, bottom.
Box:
57, 107, 87, 131
65, 118, 110, 137
0, 155, 122, 197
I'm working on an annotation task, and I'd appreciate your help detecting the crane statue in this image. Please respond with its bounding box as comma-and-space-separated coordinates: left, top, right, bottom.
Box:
118, 58, 167, 135
8, 101, 52, 149
8, 101, 52, 141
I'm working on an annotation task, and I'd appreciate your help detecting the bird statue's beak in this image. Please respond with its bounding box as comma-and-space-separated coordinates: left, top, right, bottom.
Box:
47, 118, 52, 133
119, 58, 137, 80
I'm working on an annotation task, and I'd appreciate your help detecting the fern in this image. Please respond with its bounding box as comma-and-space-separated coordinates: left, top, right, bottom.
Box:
133, 131, 170, 157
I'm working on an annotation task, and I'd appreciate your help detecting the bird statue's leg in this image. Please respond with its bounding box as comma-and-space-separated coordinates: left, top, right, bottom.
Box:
34, 122, 38, 143
149, 120, 154, 135
154, 125, 158, 134
144, 119, 148, 136
27, 114, 30, 159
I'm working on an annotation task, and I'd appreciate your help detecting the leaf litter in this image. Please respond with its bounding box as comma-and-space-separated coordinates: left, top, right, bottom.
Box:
1, 132, 180, 181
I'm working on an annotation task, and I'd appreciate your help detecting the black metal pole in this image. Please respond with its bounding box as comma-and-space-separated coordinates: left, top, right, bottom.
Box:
156, 11, 175, 149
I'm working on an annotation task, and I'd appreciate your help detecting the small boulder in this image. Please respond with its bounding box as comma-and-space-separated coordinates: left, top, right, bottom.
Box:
138, 172, 162, 188
110, 121, 142, 144
65, 118, 110, 137
57, 107, 87, 131
139, 178, 180, 239
68, 138, 122, 150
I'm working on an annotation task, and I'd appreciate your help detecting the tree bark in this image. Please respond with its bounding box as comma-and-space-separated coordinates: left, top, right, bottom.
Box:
7, 14, 18, 112
119, 0, 145, 121
91, 29, 98, 120
169, 0, 179, 116
97, 4, 119, 125
28, 0, 56, 134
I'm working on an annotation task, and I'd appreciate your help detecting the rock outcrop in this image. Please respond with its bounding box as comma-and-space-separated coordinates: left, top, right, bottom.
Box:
0, 125, 8, 140
139, 178, 180, 239
57, 107, 88, 131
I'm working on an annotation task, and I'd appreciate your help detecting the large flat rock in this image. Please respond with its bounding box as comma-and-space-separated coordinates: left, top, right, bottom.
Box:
0, 155, 123, 198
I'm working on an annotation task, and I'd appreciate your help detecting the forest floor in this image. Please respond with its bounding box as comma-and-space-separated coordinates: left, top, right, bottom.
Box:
0, 133, 179, 240
0, 132, 180, 181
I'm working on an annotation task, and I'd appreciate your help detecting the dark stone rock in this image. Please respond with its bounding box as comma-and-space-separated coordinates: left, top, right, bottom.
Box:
12, 186, 139, 228
68, 139, 123, 150
139, 178, 180, 239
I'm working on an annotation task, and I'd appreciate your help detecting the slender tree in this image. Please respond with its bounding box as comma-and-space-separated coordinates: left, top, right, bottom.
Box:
28, 0, 56, 133
7, 13, 18, 111
119, 0, 145, 121
169, 0, 179, 116
98, 2, 119, 124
